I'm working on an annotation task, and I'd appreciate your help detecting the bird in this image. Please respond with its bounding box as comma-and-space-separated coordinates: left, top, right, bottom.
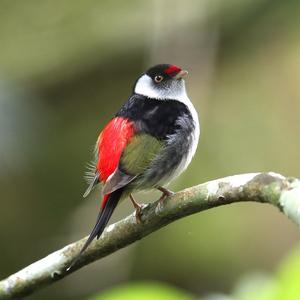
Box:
69, 64, 200, 269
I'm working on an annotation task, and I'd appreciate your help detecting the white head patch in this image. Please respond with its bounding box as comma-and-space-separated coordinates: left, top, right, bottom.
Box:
134, 74, 188, 103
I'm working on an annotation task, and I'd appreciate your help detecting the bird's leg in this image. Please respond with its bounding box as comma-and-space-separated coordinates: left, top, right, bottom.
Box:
157, 186, 175, 196
130, 194, 142, 224
157, 186, 175, 203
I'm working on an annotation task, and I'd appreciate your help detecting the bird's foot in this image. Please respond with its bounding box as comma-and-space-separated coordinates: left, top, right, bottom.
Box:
157, 186, 175, 204
130, 194, 143, 224
157, 186, 175, 197
135, 206, 142, 224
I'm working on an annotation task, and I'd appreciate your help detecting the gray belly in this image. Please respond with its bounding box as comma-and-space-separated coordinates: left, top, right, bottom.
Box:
134, 115, 196, 190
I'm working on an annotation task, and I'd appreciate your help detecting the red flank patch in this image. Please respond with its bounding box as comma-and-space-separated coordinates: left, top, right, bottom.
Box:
97, 117, 135, 183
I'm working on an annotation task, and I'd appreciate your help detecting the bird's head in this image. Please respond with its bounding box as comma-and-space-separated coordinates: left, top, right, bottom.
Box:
134, 64, 188, 101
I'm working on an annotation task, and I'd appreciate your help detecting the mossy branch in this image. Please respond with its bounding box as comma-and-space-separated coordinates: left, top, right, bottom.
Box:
1, 172, 300, 299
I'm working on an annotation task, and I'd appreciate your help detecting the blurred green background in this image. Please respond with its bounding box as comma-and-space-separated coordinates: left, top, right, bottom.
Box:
1, 0, 300, 299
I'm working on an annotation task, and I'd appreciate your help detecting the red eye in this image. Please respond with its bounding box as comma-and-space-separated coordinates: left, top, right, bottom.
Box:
154, 75, 164, 83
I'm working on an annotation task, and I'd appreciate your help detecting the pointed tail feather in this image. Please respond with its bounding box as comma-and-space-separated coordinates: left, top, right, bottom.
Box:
67, 188, 123, 271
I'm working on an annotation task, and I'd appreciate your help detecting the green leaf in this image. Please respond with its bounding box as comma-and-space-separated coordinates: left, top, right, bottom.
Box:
275, 244, 300, 300
88, 281, 195, 300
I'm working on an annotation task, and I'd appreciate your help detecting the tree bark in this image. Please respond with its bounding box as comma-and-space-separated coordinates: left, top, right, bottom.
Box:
1, 172, 300, 299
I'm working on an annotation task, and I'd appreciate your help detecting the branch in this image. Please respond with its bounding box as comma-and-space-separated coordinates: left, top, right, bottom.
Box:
1, 172, 300, 299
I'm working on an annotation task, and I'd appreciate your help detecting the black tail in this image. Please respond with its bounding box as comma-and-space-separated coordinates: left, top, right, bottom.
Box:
67, 188, 123, 271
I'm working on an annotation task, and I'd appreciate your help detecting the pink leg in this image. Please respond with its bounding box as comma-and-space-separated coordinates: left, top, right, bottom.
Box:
130, 194, 142, 223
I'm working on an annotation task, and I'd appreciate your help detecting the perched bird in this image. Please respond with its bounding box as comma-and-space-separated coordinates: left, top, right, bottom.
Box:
70, 64, 200, 268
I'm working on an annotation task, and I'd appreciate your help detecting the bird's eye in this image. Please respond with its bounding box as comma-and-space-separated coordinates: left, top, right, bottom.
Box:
154, 75, 164, 83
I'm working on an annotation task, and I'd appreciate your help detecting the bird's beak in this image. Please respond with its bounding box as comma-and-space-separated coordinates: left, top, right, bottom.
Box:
174, 70, 188, 80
